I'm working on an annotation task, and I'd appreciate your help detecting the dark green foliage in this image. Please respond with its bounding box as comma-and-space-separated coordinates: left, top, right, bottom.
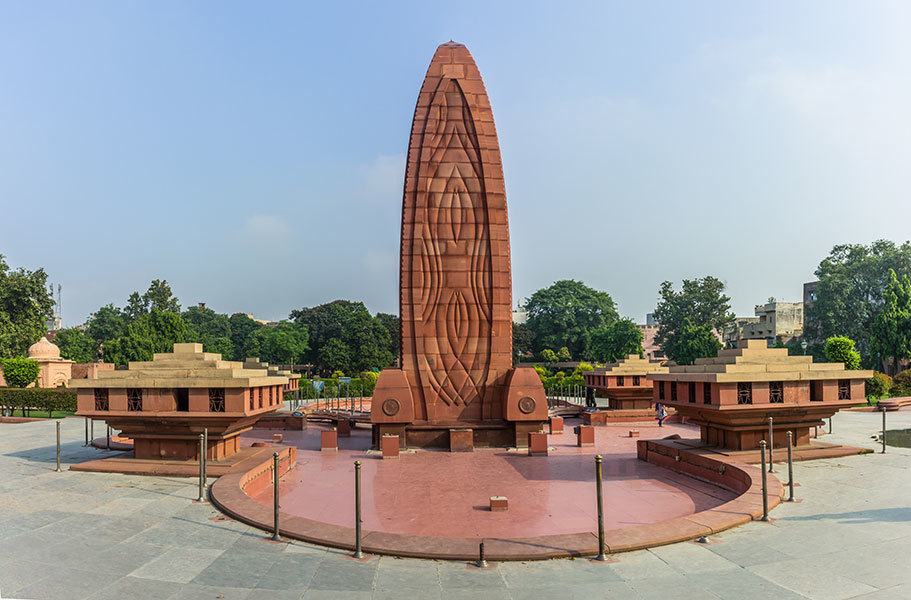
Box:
103, 308, 190, 365
807, 240, 911, 365
184, 305, 234, 357
672, 319, 723, 366
87, 304, 127, 348
53, 328, 95, 363
891, 369, 911, 397
374, 313, 400, 363
290, 300, 394, 374
125, 279, 181, 317
653, 276, 733, 365
525, 280, 618, 359
865, 372, 892, 398
229, 313, 262, 361
0, 358, 40, 387
870, 269, 911, 375
824, 336, 861, 370
512, 322, 535, 362
0, 387, 77, 417
0, 255, 55, 358
244, 320, 309, 365
588, 319, 644, 363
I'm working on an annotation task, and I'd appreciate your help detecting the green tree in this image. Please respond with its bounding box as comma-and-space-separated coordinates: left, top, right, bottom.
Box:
319, 337, 353, 373
86, 304, 127, 348
824, 336, 861, 370
184, 306, 234, 357
228, 313, 262, 361
375, 312, 400, 363
0, 357, 40, 387
557, 346, 572, 362
103, 308, 190, 366
870, 269, 911, 375
0, 255, 55, 358
653, 276, 733, 365
539, 348, 557, 369
53, 328, 95, 363
244, 321, 309, 365
512, 322, 535, 362
588, 319, 644, 363
291, 300, 394, 374
673, 319, 723, 365
806, 240, 911, 364
525, 280, 618, 358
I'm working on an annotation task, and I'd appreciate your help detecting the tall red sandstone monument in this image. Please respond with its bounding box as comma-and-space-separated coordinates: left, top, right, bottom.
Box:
371, 42, 546, 448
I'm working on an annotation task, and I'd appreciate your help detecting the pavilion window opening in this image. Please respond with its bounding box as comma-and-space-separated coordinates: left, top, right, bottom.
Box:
127, 388, 142, 412
659, 381, 665, 400
769, 381, 784, 403
838, 379, 851, 401
632, 375, 640, 386
688, 381, 696, 403
209, 388, 225, 413
258, 387, 263, 409
617, 376, 624, 387
670, 382, 677, 402
737, 382, 753, 405
94, 388, 109, 411
249, 388, 255, 410
703, 382, 712, 404
810, 381, 821, 402
269, 386, 273, 405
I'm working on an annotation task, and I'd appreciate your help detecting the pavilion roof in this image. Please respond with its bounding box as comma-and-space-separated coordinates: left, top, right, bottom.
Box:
589, 354, 668, 375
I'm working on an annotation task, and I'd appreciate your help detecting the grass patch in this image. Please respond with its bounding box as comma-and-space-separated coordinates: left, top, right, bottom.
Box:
3, 409, 74, 419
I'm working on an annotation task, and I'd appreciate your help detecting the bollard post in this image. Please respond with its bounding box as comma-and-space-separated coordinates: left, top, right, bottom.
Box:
84, 417, 89, 447
476, 541, 488, 568
767, 416, 774, 473
759, 441, 769, 521
106, 425, 111, 450
786, 431, 795, 502
272, 452, 281, 541
829, 416, 833, 435
881, 406, 887, 454
202, 428, 208, 485
197, 434, 205, 502
354, 460, 364, 558
55, 420, 62, 472
595, 455, 606, 561
90, 419, 94, 445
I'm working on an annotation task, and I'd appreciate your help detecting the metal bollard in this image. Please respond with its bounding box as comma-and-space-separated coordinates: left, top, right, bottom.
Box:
84, 417, 89, 447
767, 416, 774, 473
829, 416, 833, 434
595, 455, 606, 561
106, 425, 111, 450
272, 452, 281, 541
90, 419, 94, 445
881, 406, 887, 454
354, 460, 364, 558
786, 431, 795, 502
197, 434, 205, 502
55, 420, 62, 472
759, 441, 769, 521
202, 428, 208, 484
476, 541, 488, 568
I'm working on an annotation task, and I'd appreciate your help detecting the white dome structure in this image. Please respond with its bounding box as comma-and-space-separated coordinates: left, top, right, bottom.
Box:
28, 337, 61, 360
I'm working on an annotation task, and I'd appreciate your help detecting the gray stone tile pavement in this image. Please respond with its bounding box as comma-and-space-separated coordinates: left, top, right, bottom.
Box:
0, 411, 909, 599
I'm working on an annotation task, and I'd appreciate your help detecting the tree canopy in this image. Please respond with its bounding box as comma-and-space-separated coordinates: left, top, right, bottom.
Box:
870, 269, 911, 375
525, 280, 618, 359
588, 319, 644, 363
244, 320, 309, 365
653, 276, 732, 365
53, 328, 95, 363
806, 240, 911, 365
0, 255, 55, 358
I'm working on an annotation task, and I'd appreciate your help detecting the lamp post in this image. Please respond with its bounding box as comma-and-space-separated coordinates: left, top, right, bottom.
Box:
800, 340, 808, 355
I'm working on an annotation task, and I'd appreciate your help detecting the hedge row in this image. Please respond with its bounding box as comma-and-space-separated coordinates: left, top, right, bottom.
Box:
0, 388, 77, 417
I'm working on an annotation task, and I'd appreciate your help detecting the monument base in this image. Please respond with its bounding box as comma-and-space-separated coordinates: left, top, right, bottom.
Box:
372, 420, 547, 449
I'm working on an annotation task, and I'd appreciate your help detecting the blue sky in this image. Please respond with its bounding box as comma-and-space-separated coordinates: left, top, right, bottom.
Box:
2, 1, 910, 325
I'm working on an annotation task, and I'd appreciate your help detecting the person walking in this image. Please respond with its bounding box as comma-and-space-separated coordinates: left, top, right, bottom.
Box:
656, 402, 666, 427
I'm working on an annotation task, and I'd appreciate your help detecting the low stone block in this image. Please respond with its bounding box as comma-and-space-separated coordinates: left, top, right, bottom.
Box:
628, 430, 639, 438
449, 428, 473, 452
577, 425, 595, 447
549, 416, 564, 434
272, 433, 283, 443
490, 496, 508, 512
382, 434, 400, 459
337, 419, 351, 437
528, 432, 548, 456
321, 430, 338, 451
